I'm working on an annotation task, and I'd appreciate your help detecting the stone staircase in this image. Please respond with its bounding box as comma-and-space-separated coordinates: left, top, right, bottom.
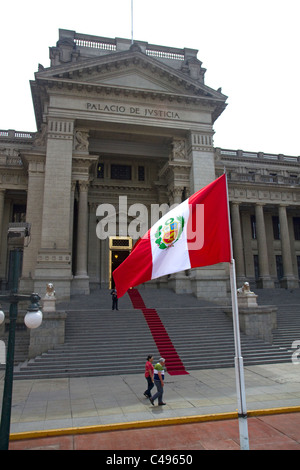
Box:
7, 287, 300, 380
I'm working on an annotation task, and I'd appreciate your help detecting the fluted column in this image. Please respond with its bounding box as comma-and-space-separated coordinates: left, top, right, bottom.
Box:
75, 181, 89, 277
230, 202, 245, 281
255, 203, 274, 288
278, 204, 298, 288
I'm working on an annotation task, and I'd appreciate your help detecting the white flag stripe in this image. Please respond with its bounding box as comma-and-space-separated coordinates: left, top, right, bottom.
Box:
150, 199, 191, 279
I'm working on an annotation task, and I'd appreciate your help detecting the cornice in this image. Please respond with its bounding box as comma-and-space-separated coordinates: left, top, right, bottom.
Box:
37, 75, 226, 109
218, 155, 300, 169
36, 50, 227, 101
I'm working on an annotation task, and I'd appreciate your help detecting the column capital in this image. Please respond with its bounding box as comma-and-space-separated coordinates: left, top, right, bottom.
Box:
77, 180, 89, 192
255, 202, 266, 207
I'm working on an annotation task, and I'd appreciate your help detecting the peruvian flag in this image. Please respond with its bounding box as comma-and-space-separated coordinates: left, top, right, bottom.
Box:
113, 174, 231, 298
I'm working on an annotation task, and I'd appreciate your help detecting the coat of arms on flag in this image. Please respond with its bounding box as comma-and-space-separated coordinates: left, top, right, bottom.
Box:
154, 216, 185, 249
113, 174, 231, 299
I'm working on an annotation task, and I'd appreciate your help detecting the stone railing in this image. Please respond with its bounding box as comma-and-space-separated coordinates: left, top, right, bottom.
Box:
216, 147, 300, 164
74, 33, 116, 51
0, 129, 34, 140
74, 32, 186, 61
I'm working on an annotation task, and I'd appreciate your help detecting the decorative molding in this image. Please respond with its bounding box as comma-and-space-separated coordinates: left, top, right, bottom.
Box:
37, 250, 71, 265
188, 131, 214, 153
47, 119, 74, 140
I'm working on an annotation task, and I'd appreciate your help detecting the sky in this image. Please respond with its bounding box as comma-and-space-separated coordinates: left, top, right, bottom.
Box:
1, 0, 299, 156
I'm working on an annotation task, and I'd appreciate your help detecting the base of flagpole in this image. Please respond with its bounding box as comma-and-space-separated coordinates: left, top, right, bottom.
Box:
238, 415, 249, 450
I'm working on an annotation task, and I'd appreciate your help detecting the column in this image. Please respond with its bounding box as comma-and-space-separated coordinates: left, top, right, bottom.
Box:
0, 189, 5, 251
187, 130, 229, 302
172, 187, 183, 205
255, 203, 274, 288
188, 131, 215, 192
230, 202, 246, 282
278, 204, 298, 288
19, 154, 45, 294
34, 119, 74, 300
75, 181, 89, 278
40, 119, 74, 250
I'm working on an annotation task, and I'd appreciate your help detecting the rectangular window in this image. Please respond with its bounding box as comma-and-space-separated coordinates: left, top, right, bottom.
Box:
272, 216, 280, 240
12, 204, 26, 223
97, 162, 104, 178
251, 215, 257, 239
276, 255, 283, 280
253, 254, 259, 280
138, 166, 145, 181
293, 217, 300, 240
111, 164, 131, 180
297, 256, 300, 280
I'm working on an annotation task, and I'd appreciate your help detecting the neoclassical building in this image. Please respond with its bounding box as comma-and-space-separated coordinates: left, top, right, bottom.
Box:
0, 29, 299, 302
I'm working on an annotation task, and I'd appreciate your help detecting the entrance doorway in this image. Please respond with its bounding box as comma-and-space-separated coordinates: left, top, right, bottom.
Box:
109, 236, 132, 289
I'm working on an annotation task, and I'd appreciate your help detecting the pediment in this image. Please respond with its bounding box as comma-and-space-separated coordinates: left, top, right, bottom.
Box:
84, 70, 180, 94
35, 50, 226, 101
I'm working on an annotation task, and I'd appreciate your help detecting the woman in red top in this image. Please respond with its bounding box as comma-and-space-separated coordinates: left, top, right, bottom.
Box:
144, 355, 154, 399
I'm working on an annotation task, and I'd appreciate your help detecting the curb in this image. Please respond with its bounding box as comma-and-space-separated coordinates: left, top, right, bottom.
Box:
9, 405, 300, 442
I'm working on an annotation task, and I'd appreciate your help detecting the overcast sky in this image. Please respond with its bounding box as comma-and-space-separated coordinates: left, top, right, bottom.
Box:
1, 0, 299, 156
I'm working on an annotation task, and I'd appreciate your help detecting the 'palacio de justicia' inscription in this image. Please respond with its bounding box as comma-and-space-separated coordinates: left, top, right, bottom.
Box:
86, 102, 180, 120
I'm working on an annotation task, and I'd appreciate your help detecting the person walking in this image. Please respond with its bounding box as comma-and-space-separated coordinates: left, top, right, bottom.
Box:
144, 355, 154, 399
111, 288, 118, 310
150, 358, 166, 406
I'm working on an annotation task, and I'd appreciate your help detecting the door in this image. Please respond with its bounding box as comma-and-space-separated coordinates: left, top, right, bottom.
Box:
109, 237, 132, 289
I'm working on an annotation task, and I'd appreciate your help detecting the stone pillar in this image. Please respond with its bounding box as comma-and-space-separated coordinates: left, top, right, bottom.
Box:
73, 180, 90, 294
230, 202, 246, 282
168, 186, 191, 293
19, 153, 45, 294
34, 119, 74, 300
278, 204, 298, 288
255, 203, 274, 288
188, 131, 215, 192
187, 130, 229, 303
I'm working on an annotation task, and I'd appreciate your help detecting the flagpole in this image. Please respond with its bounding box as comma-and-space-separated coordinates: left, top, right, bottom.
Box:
225, 172, 249, 450
131, 0, 134, 44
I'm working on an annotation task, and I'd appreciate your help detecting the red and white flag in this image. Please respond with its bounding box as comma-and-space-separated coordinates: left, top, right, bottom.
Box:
113, 174, 231, 298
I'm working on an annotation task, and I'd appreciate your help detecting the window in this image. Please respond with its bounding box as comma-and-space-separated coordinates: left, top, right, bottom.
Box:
111, 164, 131, 180
253, 255, 259, 280
251, 215, 257, 239
297, 256, 300, 280
97, 162, 104, 178
12, 204, 26, 222
293, 217, 300, 240
276, 255, 283, 280
272, 216, 280, 240
138, 166, 145, 181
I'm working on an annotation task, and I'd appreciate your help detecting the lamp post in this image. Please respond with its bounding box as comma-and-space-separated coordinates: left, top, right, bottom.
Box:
0, 249, 42, 450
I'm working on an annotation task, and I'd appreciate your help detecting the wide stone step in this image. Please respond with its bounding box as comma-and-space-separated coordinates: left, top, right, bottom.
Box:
12, 287, 300, 379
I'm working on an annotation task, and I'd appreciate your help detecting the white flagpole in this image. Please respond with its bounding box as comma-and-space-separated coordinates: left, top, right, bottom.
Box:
131, 0, 134, 44
225, 173, 250, 450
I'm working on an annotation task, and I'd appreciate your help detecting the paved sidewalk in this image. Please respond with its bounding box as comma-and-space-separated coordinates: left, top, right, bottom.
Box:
2, 362, 300, 439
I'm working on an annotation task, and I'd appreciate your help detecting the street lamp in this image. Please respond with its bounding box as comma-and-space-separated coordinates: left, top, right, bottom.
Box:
24, 294, 43, 329
0, 227, 43, 450
0, 292, 43, 450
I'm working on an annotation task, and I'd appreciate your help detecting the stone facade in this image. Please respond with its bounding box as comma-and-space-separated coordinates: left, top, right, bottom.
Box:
0, 29, 299, 303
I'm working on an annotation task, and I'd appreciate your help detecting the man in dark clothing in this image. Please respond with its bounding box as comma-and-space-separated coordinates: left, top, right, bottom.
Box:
111, 288, 118, 310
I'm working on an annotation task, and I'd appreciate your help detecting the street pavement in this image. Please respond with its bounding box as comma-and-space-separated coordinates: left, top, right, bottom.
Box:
2, 361, 300, 450
2, 287, 300, 450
